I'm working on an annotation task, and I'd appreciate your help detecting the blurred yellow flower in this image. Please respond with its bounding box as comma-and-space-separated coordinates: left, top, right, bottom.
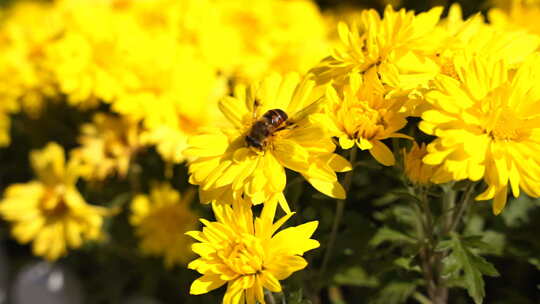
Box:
187, 201, 319, 303
130, 183, 198, 268
71, 113, 142, 180
0, 1, 61, 117
403, 142, 437, 185
214, 0, 330, 83
0, 142, 108, 260
489, 0, 540, 36
435, 4, 539, 77
184, 73, 351, 212
420, 53, 540, 214
319, 71, 410, 166
0, 101, 17, 147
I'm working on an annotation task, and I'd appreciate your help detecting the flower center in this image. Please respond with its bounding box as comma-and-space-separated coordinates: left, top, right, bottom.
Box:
149, 205, 191, 236
219, 233, 264, 276
485, 107, 531, 141
349, 103, 386, 140
41, 186, 69, 219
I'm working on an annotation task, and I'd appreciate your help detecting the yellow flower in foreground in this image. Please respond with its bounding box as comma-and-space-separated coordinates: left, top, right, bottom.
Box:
0, 143, 108, 260
71, 113, 142, 180
187, 201, 319, 304
130, 183, 198, 267
403, 142, 437, 185
184, 73, 351, 212
420, 53, 540, 214
319, 71, 410, 166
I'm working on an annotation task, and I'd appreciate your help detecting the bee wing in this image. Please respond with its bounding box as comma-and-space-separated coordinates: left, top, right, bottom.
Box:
289, 97, 324, 122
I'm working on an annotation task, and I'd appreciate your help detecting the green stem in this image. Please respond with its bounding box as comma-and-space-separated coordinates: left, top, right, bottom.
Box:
420, 188, 434, 243
447, 183, 475, 233
265, 290, 276, 304
442, 184, 457, 234
319, 148, 357, 280
410, 186, 436, 301
431, 182, 476, 304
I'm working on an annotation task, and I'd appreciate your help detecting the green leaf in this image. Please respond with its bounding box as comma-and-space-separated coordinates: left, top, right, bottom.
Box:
501, 195, 539, 228
369, 227, 416, 247
334, 266, 379, 287
393, 257, 422, 273
440, 254, 460, 278
368, 281, 418, 304
440, 234, 500, 304
435, 239, 453, 251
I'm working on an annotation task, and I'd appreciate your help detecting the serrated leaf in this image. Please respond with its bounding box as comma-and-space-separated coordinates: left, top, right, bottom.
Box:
393, 257, 422, 273
440, 254, 460, 278
442, 234, 500, 304
470, 254, 500, 277
435, 240, 453, 251
461, 236, 493, 251
453, 239, 485, 304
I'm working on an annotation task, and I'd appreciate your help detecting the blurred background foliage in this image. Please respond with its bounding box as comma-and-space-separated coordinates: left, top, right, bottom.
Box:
0, 0, 538, 304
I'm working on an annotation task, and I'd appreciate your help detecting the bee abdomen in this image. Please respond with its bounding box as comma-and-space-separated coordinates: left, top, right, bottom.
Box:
263, 109, 288, 126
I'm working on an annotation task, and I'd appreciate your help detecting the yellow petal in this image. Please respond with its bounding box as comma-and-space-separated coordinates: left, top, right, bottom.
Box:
369, 141, 395, 166
190, 274, 227, 295
324, 153, 352, 172
273, 140, 309, 172
304, 177, 346, 199
339, 136, 355, 149
219, 96, 249, 130
492, 186, 508, 215
271, 221, 320, 255
260, 271, 282, 292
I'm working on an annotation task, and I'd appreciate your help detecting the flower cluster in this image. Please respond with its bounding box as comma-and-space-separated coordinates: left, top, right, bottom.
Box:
1, 0, 540, 303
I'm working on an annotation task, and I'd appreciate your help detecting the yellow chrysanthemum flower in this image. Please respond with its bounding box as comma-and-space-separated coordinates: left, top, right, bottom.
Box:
215, 0, 330, 82
130, 183, 198, 268
403, 142, 437, 185
312, 5, 443, 93
0, 1, 61, 117
420, 53, 540, 214
0, 142, 108, 260
318, 71, 410, 166
489, 0, 540, 36
187, 201, 319, 304
184, 73, 351, 212
435, 4, 540, 78
0, 101, 17, 147
71, 113, 142, 180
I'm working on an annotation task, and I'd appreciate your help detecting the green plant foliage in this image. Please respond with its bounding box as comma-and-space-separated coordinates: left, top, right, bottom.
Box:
438, 234, 500, 304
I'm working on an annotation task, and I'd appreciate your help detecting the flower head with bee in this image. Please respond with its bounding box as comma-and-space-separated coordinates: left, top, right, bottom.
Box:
184, 73, 351, 212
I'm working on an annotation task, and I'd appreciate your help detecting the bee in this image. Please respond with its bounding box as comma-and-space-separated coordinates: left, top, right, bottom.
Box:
246, 109, 288, 149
